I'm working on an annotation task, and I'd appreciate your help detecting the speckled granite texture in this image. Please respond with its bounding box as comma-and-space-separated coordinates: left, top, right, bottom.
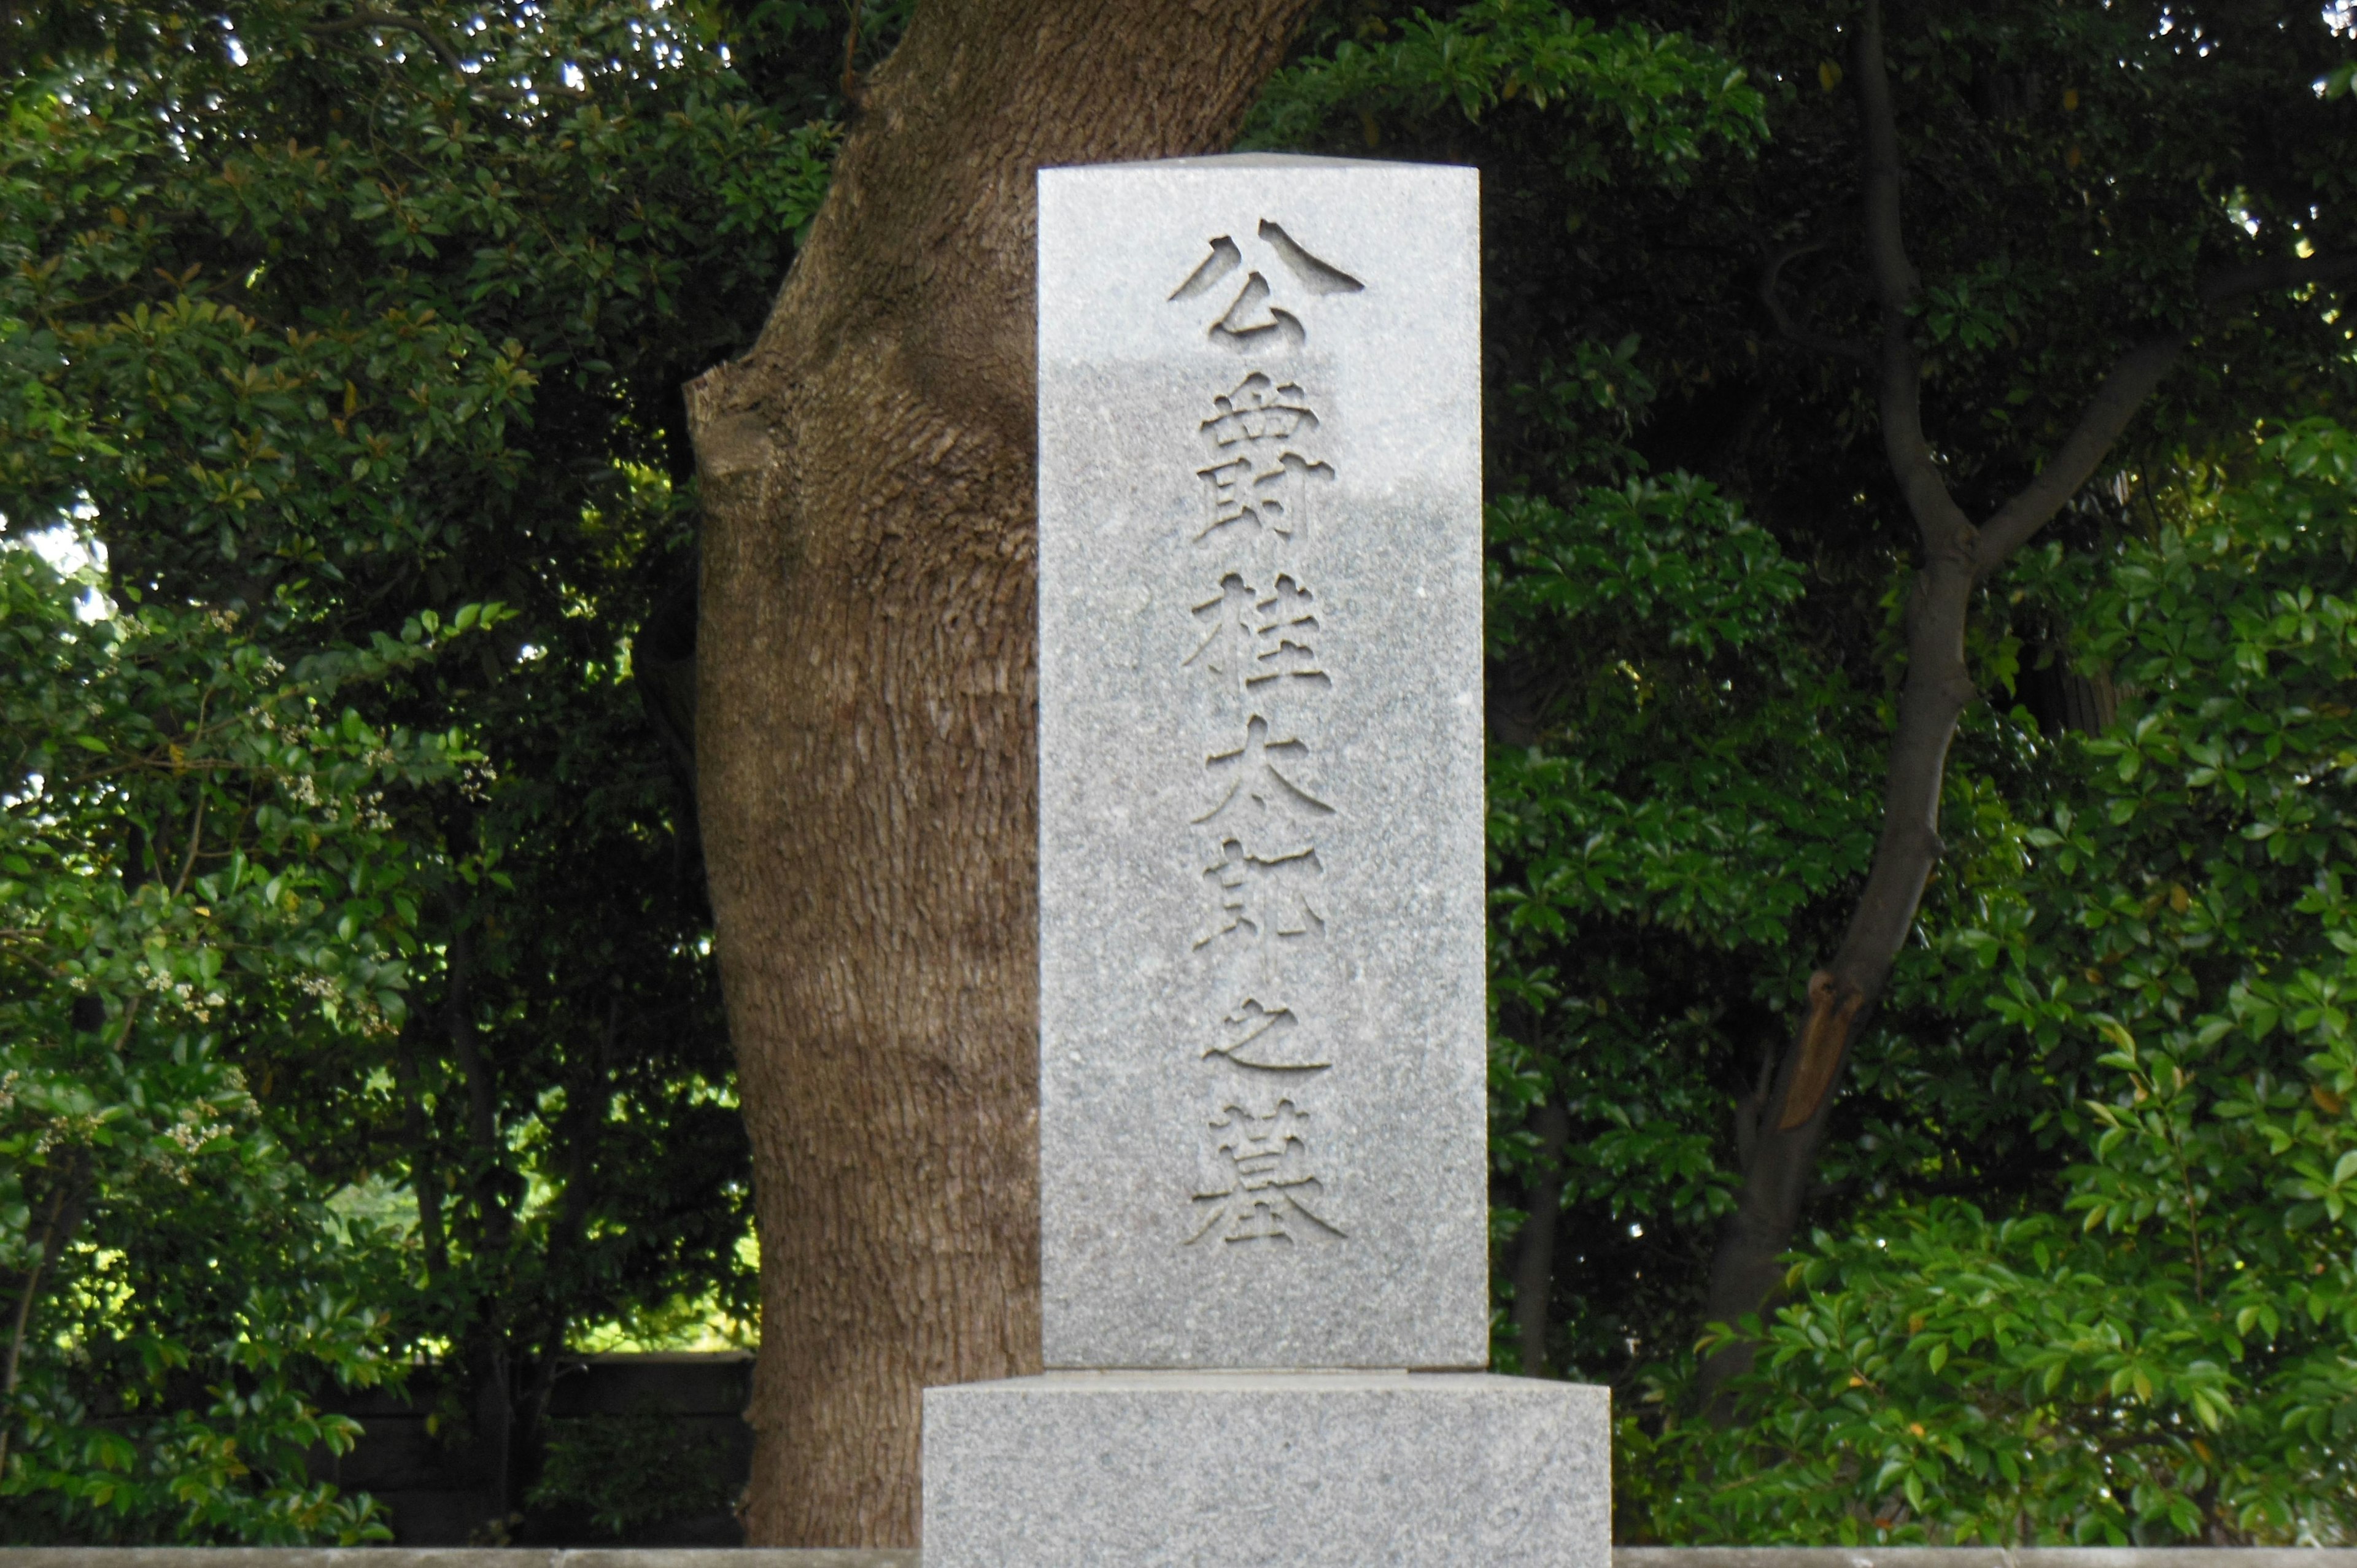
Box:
923, 1372, 1608, 1568
1034, 153, 1488, 1371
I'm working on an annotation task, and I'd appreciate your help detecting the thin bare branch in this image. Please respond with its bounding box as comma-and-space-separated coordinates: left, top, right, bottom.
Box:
2199, 250, 2357, 307
1759, 234, 1872, 363
0, 1154, 90, 1476
108, 995, 143, 1055
2, 1177, 72, 1394
838, 0, 864, 106
169, 792, 206, 901
304, 8, 535, 101
306, 8, 466, 74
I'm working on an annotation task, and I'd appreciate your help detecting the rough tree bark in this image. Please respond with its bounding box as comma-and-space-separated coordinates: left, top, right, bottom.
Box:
682, 1, 1319, 1545
1699, 0, 2357, 1410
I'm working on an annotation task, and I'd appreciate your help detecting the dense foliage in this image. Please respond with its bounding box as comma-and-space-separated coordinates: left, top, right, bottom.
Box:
0, 0, 872, 1537
7, 0, 2357, 1547
1252, 0, 2357, 1543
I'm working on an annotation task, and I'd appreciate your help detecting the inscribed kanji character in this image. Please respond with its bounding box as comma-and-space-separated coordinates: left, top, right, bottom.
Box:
1197, 374, 1334, 546
1248, 573, 1326, 690
1187, 1097, 1344, 1245
1193, 715, 1333, 852
1204, 994, 1328, 1072
1184, 572, 1259, 694
1186, 571, 1328, 702
1195, 835, 1325, 954
1167, 219, 1364, 352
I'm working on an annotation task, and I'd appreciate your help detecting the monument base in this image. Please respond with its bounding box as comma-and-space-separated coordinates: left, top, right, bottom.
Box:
921, 1370, 1608, 1567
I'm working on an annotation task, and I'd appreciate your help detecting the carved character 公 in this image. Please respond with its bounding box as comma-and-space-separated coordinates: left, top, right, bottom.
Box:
1167, 218, 1364, 352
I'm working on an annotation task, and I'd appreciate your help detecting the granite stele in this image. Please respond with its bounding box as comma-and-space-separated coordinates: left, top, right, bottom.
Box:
921, 154, 1608, 1567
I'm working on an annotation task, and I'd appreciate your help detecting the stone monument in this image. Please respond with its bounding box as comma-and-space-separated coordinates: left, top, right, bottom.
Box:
921, 153, 1608, 1566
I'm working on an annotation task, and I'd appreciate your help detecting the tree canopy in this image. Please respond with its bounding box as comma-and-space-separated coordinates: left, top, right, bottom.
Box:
0, 0, 841, 1534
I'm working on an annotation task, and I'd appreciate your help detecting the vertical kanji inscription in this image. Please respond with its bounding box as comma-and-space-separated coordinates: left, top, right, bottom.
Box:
1170, 220, 1360, 1247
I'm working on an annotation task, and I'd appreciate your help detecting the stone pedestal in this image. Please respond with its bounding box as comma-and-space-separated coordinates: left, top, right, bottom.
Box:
923, 1373, 1608, 1568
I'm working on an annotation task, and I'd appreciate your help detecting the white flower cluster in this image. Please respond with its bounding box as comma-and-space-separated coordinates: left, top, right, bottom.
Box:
142, 968, 226, 1022
459, 760, 500, 803
33, 1110, 102, 1156
151, 1105, 233, 1183
165, 1104, 231, 1151
285, 772, 320, 806
260, 705, 314, 744
302, 970, 398, 1040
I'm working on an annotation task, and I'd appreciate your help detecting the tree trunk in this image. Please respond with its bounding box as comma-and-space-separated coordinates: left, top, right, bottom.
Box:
1697, 0, 2222, 1411
683, 0, 1318, 1544
1513, 1097, 1570, 1377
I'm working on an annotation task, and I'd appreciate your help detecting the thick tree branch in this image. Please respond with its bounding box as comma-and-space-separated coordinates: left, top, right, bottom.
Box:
1699, 0, 1968, 1412
1705, 6, 2357, 1426
1972, 333, 2188, 574
1972, 250, 2357, 575
1854, 0, 1973, 562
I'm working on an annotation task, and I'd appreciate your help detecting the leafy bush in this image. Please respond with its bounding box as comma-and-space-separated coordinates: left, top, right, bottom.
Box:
1628, 420, 2357, 1546
0, 545, 495, 1542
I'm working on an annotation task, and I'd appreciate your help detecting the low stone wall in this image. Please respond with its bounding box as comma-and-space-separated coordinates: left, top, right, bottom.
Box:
1619, 1554, 2357, 1568
314, 1353, 756, 1545
3, 1547, 2355, 1567
0, 1554, 910, 1568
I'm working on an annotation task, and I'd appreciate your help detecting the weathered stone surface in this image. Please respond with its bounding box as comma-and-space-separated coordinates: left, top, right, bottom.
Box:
7, 1543, 2355, 1567
923, 1372, 1606, 1567
1035, 153, 1487, 1370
